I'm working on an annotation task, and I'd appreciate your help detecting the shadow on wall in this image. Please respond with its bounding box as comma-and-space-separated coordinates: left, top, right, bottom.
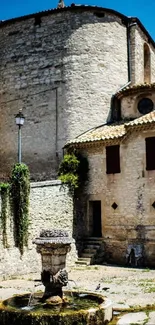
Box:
126, 244, 145, 267
72, 194, 88, 256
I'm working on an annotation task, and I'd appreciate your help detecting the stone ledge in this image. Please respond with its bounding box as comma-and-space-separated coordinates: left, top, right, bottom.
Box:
31, 180, 62, 188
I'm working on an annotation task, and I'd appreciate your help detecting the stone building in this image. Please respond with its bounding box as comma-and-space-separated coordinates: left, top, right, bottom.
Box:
0, 3, 155, 181
1, 2, 155, 275
67, 83, 155, 267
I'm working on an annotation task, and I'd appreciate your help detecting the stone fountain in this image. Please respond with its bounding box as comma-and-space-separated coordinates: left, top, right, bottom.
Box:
34, 229, 71, 303
0, 229, 113, 325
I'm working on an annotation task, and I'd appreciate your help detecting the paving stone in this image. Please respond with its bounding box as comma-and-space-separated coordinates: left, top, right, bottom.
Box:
146, 311, 155, 324
113, 303, 130, 310
117, 312, 147, 324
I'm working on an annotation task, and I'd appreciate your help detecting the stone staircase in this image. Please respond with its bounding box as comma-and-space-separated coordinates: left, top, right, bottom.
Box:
76, 237, 104, 266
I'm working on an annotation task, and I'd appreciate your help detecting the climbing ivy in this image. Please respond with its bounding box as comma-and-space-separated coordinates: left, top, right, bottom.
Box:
0, 183, 10, 248
10, 163, 30, 255
58, 151, 89, 195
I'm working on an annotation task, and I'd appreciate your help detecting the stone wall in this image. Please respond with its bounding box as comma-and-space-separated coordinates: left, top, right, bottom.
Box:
79, 129, 155, 267
131, 26, 155, 84
0, 180, 76, 279
121, 91, 155, 120
0, 6, 155, 181
0, 7, 128, 180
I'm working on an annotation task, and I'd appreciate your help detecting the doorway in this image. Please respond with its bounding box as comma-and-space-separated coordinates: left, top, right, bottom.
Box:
89, 201, 102, 237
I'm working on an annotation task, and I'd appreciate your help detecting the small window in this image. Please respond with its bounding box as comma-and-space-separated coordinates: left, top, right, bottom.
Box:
146, 137, 155, 170
94, 12, 105, 18
138, 98, 153, 115
34, 16, 42, 26
106, 145, 120, 174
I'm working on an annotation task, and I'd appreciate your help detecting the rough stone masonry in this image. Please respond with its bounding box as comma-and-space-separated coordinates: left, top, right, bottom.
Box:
0, 6, 129, 180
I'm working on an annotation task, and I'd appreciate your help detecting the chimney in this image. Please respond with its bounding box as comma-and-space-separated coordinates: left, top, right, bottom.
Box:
57, 0, 65, 8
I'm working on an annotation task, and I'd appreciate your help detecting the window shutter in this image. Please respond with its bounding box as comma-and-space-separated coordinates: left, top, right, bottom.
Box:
146, 137, 155, 170
106, 145, 120, 174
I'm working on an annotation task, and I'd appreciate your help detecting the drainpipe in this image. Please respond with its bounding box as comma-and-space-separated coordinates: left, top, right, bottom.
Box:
110, 21, 137, 121
127, 21, 137, 83
118, 21, 137, 92
127, 21, 132, 82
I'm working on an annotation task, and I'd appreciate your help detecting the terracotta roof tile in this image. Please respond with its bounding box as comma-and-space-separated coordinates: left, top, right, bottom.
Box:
116, 83, 155, 98
66, 111, 155, 147
66, 123, 126, 145
126, 110, 155, 127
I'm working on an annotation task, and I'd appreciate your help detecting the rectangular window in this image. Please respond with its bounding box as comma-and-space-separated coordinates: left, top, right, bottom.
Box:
106, 145, 120, 174
146, 137, 155, 170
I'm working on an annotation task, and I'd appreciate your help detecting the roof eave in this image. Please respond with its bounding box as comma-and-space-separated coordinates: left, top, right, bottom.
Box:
116, 83, 155, 99
0, 5, 154, 49
65, 120, 155, 149
0, 5, 128, 27
131, 17, 155, 48
125, 120, 155, 130
65, 135, 126, 149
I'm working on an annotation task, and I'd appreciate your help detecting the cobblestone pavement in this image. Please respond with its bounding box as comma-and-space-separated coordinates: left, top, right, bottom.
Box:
116, 311, 155, 324
1, 265, 155, 324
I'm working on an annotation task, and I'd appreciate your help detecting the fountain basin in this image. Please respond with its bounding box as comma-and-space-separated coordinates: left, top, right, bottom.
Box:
0, 290, 113, 325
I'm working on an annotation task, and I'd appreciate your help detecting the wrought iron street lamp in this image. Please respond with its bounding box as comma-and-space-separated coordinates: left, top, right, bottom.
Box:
15, 110, 25, 163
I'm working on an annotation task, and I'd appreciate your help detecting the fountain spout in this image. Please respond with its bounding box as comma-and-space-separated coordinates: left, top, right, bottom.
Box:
33, 229, 72, 302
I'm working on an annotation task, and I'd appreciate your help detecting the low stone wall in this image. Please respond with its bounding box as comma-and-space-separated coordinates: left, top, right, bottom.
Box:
0, 180, 77, 279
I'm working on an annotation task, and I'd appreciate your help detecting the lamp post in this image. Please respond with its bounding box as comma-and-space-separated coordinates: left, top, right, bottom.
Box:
15, 110, 25, 163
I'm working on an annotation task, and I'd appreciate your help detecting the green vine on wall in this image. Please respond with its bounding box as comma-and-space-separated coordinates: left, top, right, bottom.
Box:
58, 151, 89, 195
10, 163, 30, 255
0, 183, 10, 248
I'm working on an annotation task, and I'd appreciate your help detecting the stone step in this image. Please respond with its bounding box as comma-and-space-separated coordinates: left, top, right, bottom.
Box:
83, 237, 103, 241
76, 237, 104, 266
77, 257, 91, 261
75, 258, 91, 265
83, 243, 102, 246
75, 261, 88, 265
83, 248, 97, 254
84, 244, 101, 250
81, 253, 94, 258
83, 238, 103, 246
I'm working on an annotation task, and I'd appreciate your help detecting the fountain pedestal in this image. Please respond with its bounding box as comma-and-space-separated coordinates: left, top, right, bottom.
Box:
0, 228, 113, 324
33, 229, 72, 301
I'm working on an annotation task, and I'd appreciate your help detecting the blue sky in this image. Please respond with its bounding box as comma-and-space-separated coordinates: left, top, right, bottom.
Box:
1, 0, 155, 39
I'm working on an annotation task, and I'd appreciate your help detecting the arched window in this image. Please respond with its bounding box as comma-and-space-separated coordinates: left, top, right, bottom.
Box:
144, 43, 151, 83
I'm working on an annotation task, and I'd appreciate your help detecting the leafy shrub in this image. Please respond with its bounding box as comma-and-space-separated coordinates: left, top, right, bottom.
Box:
58, 152, 88, 195
10, 163, 30, 254
0, 183, 10, 247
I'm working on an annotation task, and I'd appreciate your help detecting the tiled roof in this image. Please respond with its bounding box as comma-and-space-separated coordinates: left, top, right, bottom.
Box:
66, 111, 155, 147
126, 110, 155, 127
116, 83, 155, 98
66, 123, 126, 146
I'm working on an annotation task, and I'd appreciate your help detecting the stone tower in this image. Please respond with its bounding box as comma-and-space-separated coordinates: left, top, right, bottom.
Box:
0, 5, 155, 181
